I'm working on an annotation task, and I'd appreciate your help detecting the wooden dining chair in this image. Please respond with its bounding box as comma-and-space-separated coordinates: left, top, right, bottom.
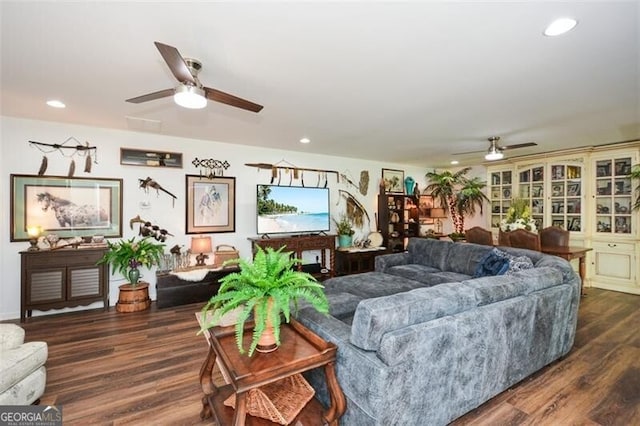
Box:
498, 229, 511, 247
465, 226, 494, 246
539, 226, 570, 248
508, 229, 541, 251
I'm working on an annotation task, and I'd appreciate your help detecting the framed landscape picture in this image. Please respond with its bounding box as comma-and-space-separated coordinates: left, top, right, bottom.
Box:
186, 175, 236, 234
10, 174, 122, 241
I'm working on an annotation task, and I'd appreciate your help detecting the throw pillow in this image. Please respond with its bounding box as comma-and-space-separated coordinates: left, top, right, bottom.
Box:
473, 249, 510, 278
491, 248, 535, 275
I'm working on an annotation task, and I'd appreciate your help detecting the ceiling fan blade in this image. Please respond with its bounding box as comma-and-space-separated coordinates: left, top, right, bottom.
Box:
502, 142, 537, 150
126, 88, 175, 104
204, 87, 263, 112
452, 148, 486, 155
154, 42, 196, 85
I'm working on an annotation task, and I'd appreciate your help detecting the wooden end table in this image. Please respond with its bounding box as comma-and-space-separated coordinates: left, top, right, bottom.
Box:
199, 318, 346, 425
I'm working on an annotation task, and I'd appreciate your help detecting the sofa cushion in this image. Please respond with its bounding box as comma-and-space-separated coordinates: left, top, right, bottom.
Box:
350, 282, 477, 351
384, 264, 450, 286
323, 272, 428, 300
0, 324, 24, 351
0, 366, 46, 405
407, 238, 452, 270
0, 341, 48, 393
445, 242, 494, 276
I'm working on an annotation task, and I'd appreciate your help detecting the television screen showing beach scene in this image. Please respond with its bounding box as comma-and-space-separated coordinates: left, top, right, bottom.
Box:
257, 185, 330, 235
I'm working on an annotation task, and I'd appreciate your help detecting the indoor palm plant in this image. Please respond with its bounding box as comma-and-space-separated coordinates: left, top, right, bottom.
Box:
200, 246, 329, 356
425, 167, 490, 234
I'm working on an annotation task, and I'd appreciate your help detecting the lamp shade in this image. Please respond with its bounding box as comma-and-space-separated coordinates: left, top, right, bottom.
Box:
174, 85, 207, 109
430, 208, 447, 218
190, 236, 212, 254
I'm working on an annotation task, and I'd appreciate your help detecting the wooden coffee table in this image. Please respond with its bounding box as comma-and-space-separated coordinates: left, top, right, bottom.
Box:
199, 318, 346, 425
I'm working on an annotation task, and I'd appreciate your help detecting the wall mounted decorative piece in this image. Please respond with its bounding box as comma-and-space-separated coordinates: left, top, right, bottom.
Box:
120, 148, 183, 168
29, 137, 97, 176
382, 168, 404, 194
10, 174, 122, 241
192, 158, 230, 178
139, 176, 177, 206
418, 195, 435, 224
185, 175, 236, 234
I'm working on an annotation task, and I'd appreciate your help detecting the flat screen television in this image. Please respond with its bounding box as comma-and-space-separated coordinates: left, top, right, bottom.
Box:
256, 185, 330, 235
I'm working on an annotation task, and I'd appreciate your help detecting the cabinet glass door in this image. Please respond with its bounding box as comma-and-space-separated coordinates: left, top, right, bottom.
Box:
595, 157, 633, 234
549, 163, 583, 231
489, 169, 513, 229
518, 165, 545, 229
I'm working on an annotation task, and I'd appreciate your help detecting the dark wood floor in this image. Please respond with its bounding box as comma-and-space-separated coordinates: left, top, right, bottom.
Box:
7, 288, 639, 425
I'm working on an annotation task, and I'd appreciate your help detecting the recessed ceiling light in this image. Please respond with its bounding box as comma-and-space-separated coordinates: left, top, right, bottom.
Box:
450, 160, 459, 165
46, 100, 66, 108
299, 137, 311, 144
544, 18, 578, 36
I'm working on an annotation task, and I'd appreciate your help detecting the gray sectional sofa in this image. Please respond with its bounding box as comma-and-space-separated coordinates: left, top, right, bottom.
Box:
295, 237, 581, 426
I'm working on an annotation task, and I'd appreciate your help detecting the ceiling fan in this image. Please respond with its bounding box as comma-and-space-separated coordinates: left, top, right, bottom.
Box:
453, 136, 537, 161
126, 42, 263, 113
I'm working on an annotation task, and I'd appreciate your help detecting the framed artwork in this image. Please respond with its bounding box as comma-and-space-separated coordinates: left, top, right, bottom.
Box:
10, 174, 122, 241
186, 175, 236, 234
552, 219, 564, 228
120, 147, 183, 168
382, 168, 404, 194
418, 195, 434, 224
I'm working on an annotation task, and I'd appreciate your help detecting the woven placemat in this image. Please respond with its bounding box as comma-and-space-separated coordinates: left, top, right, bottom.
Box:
223, 373, 315, 425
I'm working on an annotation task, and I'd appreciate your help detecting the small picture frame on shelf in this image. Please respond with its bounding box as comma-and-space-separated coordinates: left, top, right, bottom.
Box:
502, 188, 511, 199
552, 184, 563, 197
552, 219, 564, 228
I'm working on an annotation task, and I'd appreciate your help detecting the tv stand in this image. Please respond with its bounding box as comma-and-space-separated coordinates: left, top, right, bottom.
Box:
248, 234, 336, 279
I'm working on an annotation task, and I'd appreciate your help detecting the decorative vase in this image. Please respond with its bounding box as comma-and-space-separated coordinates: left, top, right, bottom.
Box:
338, 234, 353, 248
404, 176, 416, 195
127, 267, 140, 285
255, 298, 278, 353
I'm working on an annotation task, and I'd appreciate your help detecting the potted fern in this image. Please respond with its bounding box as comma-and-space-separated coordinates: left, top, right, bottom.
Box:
200, 246, 329, 356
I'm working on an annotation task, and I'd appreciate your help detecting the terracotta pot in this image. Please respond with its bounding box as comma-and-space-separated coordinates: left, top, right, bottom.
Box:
116, 282, 151, 313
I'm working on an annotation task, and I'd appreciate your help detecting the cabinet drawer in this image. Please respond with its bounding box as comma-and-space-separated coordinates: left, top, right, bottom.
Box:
592, 241, 635, 252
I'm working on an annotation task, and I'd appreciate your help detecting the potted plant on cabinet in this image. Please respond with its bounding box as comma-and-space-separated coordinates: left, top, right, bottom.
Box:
334, 215, 355, 248
199, 246, 329, 356
98, 236, 165, 312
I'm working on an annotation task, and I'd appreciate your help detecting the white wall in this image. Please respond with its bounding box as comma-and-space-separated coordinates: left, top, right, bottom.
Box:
1, 116, 432, 320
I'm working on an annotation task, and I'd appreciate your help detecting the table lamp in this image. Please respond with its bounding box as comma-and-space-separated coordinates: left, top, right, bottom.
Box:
26, 225, 42, 251
430, 208, 447, 234
191, 236, 212, 267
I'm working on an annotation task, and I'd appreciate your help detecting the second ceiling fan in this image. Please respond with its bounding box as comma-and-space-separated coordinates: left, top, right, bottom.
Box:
126, 41, 263, 113
454, 136, 537, 161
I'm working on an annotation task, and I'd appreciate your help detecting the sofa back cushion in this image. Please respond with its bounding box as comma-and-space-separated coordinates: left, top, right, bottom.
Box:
407, 238, 452, 270
350, 282, 477, 350
445, 242, 494, 276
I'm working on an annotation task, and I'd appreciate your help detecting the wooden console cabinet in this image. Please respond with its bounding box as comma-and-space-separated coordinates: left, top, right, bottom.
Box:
335, 247, 390, 275
20, 248, 109, 322
248, 234, 336, 278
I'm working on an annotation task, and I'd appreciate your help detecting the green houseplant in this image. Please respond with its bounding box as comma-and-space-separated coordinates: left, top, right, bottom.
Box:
333, 214, 355, 248
200, 246, 329, 356
425, 167, 489, 234
98, 236, 165, 286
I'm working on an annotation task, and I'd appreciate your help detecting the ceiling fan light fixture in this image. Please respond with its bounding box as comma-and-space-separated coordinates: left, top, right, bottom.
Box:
173, 85, 207, 109
485, 148, 504, 161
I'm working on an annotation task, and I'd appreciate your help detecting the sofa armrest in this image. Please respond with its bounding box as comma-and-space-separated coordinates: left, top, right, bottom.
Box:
375, 252, 410, 273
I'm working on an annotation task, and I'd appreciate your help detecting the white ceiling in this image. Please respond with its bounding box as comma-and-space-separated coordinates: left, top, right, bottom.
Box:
1, 1, 638, 168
